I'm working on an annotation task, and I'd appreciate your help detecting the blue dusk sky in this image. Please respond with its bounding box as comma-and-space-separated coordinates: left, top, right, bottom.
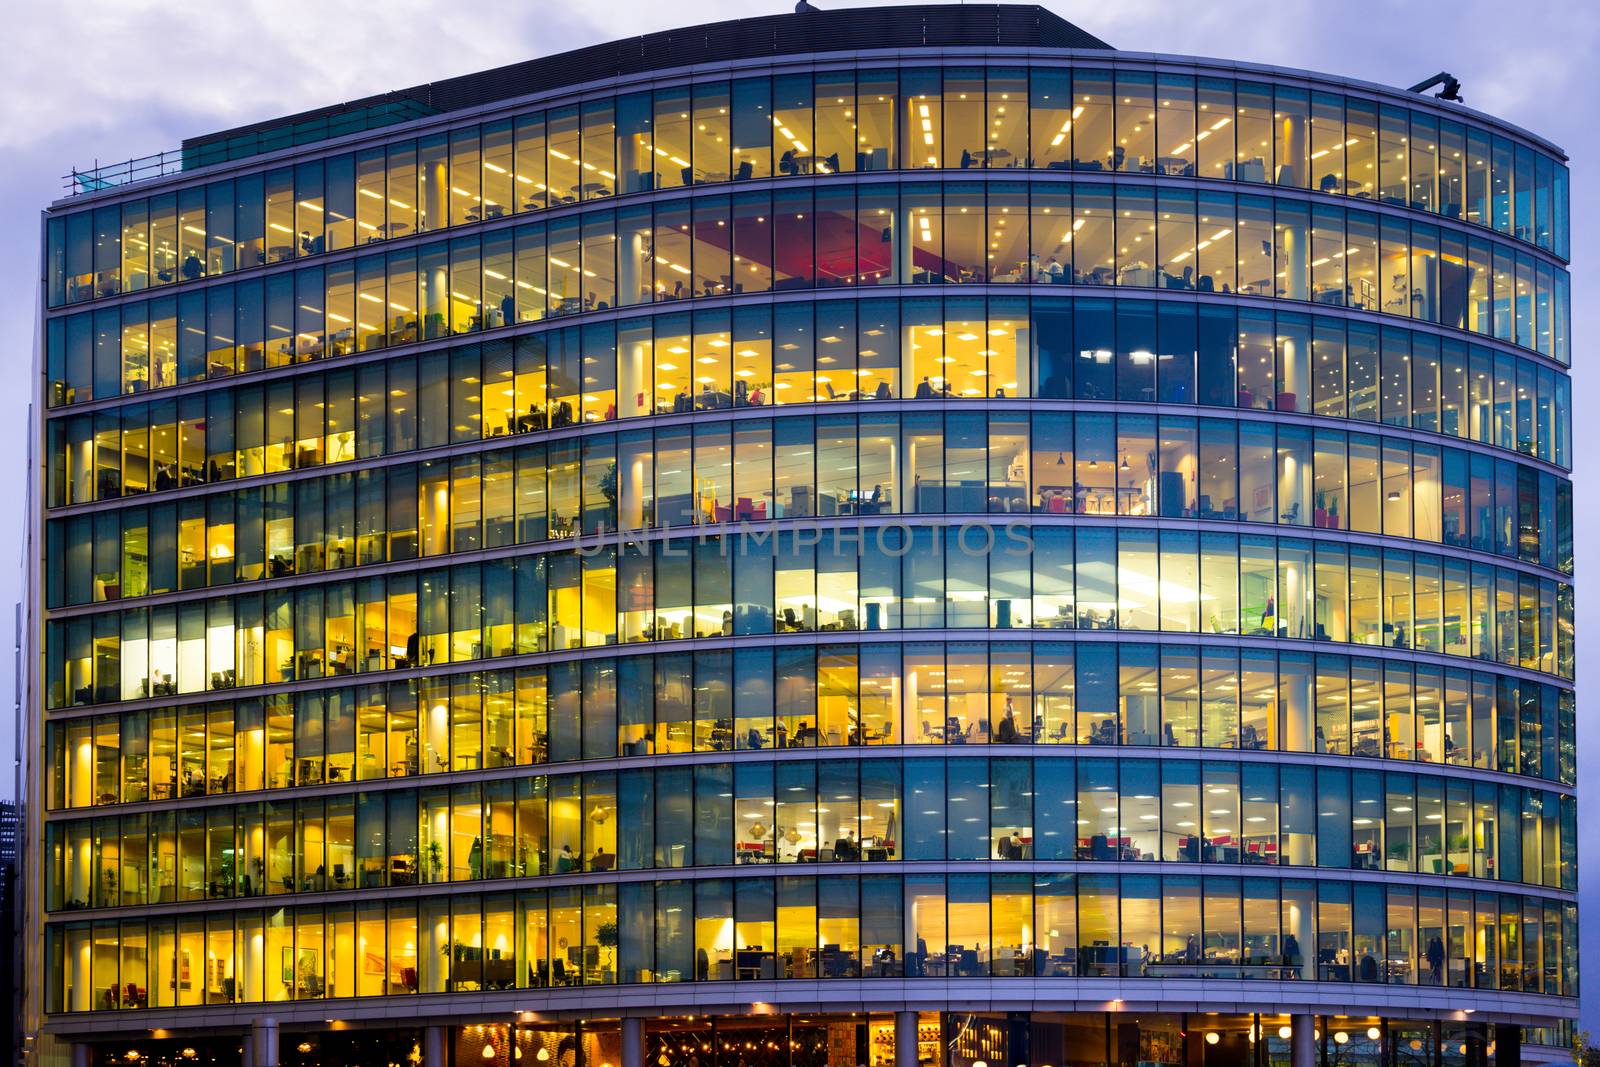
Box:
0, 0, 1593, 1031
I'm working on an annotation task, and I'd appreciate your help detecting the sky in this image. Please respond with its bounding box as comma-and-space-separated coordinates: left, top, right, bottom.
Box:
1, 0, 1594, 1032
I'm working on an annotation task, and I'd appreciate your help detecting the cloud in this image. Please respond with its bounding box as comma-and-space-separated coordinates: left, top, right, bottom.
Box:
6, 0, 1593, 161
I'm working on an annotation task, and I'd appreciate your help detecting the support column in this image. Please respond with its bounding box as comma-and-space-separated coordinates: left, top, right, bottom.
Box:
1493, 1024, 1521, 1067
252, 1017, 279, 1067
896, 1011, 919, 1067
1290, 1014, 1315, 1067
623, 1017, 644, 1067
424, 1025, 448, 1067
70, 1043, 90, 1067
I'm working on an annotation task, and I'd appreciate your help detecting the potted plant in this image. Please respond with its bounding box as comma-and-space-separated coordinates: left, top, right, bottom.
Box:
426, 840, 445, 883
596, 920, 619, 982
442, 940, 466, 992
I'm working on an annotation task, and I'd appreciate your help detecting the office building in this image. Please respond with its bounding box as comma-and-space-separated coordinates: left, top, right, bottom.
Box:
28, 6, 1575, 1065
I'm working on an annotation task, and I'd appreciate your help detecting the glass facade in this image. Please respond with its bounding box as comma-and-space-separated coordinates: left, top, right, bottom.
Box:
43, 179, 1572, 414
32, 11, 1575, 1067
48, 64, 1570, 314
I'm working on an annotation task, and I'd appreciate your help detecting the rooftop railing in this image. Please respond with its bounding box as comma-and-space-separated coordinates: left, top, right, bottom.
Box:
63, 151, 186, 195
62, 98, 434, 197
